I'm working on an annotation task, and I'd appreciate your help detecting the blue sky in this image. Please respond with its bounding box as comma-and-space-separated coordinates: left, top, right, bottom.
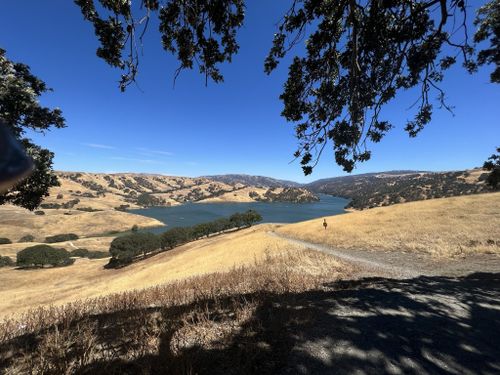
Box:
1, 1, 498, 183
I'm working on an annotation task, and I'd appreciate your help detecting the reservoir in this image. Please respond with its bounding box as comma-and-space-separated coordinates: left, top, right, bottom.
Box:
131, 194, 349, 234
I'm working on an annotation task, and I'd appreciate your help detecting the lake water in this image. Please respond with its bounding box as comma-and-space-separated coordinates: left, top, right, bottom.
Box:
130, 194, 349, 234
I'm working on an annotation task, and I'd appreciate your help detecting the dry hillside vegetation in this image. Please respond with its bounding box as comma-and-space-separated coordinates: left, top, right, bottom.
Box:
307, 168, 494, 209
278, 193, 500, 257
0, 225, 344, 318
0, 248, 350, 373
0, 204, 163, 243
48, 172, 317, 210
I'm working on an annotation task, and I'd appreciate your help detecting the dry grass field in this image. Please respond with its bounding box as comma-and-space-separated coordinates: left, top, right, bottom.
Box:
0, 204, 164, 242
0, 224, 346, 318
278, 192, 500, 257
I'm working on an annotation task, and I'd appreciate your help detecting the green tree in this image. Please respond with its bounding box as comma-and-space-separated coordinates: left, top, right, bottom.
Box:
75, 0, 499, 174
483, 147, 500, 188
108, 232, 160, 267
242, 210, 263, 227
45, 233, 79, 243
0, 256, 14, 267
229, 212, 244, 229
0, 49, 65, 210
17, 245, 74, 268
160, 226, 192, 249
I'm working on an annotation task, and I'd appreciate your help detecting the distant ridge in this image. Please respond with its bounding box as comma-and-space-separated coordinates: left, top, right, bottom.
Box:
204, 174, 302, 188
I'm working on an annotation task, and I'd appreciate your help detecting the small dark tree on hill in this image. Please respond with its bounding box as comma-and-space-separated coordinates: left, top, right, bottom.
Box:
242, 210, 263, 227
45, 233, 79, 243
484, 147, 500, 189
108, 232, 160, 267
18, 235, 35, 243
0, 238, 12, 245
229, 212, 245, 229
160, 227, 192, 249
0, 256, 14, 267
17, 245, 73, 268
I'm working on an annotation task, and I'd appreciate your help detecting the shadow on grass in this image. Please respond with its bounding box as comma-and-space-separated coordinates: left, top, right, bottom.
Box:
4, 272, 500, 374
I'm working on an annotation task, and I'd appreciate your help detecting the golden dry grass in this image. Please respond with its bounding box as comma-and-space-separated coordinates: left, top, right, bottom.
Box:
0, 204, 164, 242
0, 237, 113, 258
278, 192, 500, 257
0, 224, 341, 318
198, 186, 268, 203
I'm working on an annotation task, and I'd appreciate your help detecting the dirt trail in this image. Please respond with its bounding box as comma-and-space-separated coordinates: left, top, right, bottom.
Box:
266, 231, 500, 374
268, 231, 500, 278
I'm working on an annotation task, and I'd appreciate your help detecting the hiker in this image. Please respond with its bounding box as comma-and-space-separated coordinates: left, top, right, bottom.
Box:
0, 121, 33, 193
323, 219, 328, 230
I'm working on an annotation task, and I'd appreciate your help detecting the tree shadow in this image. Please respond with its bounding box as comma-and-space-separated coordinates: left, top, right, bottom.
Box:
5, 272, 500, 374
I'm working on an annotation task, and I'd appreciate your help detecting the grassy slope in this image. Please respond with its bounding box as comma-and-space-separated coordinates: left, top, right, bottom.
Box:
1, 193, 498, 318
0, 225, 344, 318
278, 192, 500, 256
0, 204, 164, 243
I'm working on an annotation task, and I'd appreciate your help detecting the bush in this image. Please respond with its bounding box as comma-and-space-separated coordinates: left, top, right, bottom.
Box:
17, 245, 74, 268
87, 251, 110, 259
108, 233, 160, 267
160, 227, 192, 249
71, 248, 109, 259
131, 224, 139, 232
70, 248, 90, 257
34, 211, 45, 215
0, 256, 14, 267
45, 233, 79, 243
18, 234, 35, 243
0, 238, 12, 245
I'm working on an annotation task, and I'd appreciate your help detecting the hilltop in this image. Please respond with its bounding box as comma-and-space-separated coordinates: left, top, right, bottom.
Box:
306, 168, 494, 209
203, 174, 301, 188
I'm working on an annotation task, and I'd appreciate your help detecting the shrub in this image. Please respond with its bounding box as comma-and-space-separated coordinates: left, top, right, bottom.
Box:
71, 249, 109, 259
34, 211, 45, 215
87, 251, 110, 259
0, 256, 14, 267
108, 233, 160, 267
160, 227, 192, 249
56, 193, 64, 199
18, 234, 35, 243
71, 248, 90, 258
17, 245, 74, 268
131, 224, 139, 232
45, 233, 79, 243
0, 238, 12, 245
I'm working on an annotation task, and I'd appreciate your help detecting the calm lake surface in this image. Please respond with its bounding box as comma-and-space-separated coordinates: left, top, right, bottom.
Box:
131, 194, 349, 234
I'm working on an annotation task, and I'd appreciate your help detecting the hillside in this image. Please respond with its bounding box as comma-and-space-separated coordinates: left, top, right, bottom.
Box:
204, 174, 301, 188
0, 224, 347, 318
277, 192, 500, 257
1, 193, 499, 374
306, 168, 494, 209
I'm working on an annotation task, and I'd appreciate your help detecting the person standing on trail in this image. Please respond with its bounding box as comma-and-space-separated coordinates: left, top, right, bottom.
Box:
323, 219, 328, 230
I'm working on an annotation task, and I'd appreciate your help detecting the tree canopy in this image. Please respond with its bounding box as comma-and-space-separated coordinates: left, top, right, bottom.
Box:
0, 49, 65, 210
75, 0, 499, 174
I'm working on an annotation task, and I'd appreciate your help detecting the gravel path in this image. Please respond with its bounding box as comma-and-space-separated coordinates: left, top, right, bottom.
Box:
265, 231, 500, 374
269, 231, 500, 278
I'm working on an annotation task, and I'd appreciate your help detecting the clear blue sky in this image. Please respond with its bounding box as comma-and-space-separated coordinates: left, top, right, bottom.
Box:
1, 1, 498, 183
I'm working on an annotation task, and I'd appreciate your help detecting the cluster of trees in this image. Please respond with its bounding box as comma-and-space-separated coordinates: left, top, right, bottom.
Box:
309, 170, 496, 210
106, 210, 263, 268
16, 245, 74, 268
0, 256, 14, 267
45, 233, 79, 243
70, 248, 109, 259
136, 193, 166, 207
107, 232, 161, 268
